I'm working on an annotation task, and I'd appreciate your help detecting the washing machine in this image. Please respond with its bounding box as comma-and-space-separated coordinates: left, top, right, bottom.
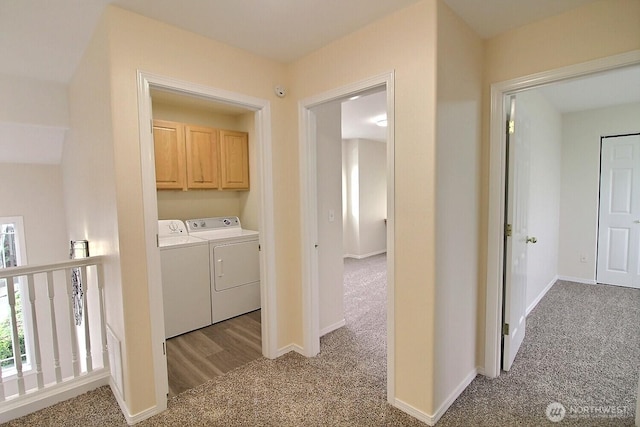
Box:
158, 219, 211, 338
186, 217, 260, 323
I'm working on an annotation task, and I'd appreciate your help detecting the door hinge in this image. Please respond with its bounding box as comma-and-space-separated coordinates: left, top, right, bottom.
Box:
162, 341, 166, 355
505, 223, 512, 237
150, 119, 154, 134
502, 323, 510, 336
507, 120, 515, 135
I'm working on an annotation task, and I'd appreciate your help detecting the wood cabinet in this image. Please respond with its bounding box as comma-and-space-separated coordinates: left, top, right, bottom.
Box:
153, 120, 186, 190
153, 120, 249, 191
220, 129, 250, 190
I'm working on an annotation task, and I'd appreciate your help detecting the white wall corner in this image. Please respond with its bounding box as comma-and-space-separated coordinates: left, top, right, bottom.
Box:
319, 319, 346, 337
526, 275, 558, 316
432, 368, 478, 424
276, 343, 306, 358
393, 398, 437, 426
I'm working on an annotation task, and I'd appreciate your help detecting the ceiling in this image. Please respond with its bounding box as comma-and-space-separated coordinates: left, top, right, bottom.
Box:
0, 0, 604, 84
0, 0, 637, 163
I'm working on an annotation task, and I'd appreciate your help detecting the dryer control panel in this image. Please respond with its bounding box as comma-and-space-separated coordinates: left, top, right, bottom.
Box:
186, 216, 241, 232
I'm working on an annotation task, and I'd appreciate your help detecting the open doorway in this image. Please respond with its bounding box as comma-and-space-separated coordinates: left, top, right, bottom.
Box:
298, 71, 396, 402
486, 53, 640, 377
136, 72, 277, 409
150, 88, 264, 396
486, 53, 640, 424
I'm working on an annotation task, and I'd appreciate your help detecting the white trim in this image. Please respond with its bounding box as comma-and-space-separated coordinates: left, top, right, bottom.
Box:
276, 344, 305, 358
0, 370, 109, 423
298, 71, 396, 403
394, 368, 478, 426
431, 368, 479, 424
343, 250, 387, 260
136, 71, 278, 419
557, 275, 597, 285
394, 398, 436, 426
484, 50, 640, 379
110, 380, 158, 426
320, 319, 345, 337
526, 276, 557, 316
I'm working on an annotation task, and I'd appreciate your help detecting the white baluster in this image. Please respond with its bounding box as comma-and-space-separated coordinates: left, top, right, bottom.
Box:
80, 266, 92, 373
7, 276, 25, 395
97, 264, 108, 369
0, 280, 4, 401
47, 271, 62, 383
27, 274, 44, 389
65, 269, 80, 378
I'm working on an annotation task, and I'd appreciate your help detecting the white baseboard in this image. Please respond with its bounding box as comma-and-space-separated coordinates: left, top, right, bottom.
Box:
276, 343, 305, 358
431, 368, 478, 423
557, 275, 596, 285
526, 275, 558, 316
343, 250, 386, 260
320, 319, 345, 337
110, 380, 162, 426
0, 370, 110, 424
393, 368, 478, 426
394, 398, 436, 426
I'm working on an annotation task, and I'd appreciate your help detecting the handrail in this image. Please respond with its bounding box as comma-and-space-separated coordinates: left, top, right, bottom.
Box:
0, 256, 105, 279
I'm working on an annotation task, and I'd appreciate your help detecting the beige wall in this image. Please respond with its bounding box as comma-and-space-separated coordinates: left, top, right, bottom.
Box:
102, 6, 290, 414
434, 0, 483, 411
64, 0, 640, 420
291, 0, 439, 412
63, 13, 125, 399
0, 163, 68, 264
479, 0, 640, 368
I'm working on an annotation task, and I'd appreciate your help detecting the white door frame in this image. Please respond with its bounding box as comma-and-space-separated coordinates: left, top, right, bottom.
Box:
298, 71, 396, 402
484, 50, 640, 378
136, 71, 278, 411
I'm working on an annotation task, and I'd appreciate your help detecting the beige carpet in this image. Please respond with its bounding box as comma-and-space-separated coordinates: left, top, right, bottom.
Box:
4, 253, 424, 426
4, 258, 638, 426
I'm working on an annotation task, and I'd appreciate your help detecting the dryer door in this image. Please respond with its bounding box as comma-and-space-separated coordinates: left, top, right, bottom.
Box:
212, 240, 260, 291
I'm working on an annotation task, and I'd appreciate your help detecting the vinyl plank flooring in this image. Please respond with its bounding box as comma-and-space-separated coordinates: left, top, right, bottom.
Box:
166, 309, 262, 397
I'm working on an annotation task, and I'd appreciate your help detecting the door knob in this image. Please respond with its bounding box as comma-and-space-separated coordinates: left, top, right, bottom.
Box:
526, 236, 537, 244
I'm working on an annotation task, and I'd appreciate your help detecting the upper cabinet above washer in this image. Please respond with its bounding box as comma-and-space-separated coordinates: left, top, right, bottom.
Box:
153, 119, 249, 191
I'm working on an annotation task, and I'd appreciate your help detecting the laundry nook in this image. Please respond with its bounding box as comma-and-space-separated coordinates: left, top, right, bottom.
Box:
151, 89, 263, 395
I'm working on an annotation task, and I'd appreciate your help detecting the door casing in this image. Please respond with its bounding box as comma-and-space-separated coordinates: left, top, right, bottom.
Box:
484, 50, 640, 378
136, 71, 278, 414
298, 71, 396, 402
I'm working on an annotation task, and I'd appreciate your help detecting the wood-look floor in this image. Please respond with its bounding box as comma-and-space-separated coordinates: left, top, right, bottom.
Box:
166, 309, 262, 397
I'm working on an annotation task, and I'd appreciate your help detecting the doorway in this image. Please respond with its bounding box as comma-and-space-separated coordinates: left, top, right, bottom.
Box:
486, 52, 640, 377
136, 71, 277, 409
298, 71, 396, 401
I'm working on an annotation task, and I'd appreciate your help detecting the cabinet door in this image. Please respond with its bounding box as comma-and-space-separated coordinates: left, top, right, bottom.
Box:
153, 120, 186, 190
185, 125, 220, 189
219, 130, 250, 190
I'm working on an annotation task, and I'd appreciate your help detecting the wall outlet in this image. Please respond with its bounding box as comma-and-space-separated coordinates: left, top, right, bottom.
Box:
579, 254, 587, 263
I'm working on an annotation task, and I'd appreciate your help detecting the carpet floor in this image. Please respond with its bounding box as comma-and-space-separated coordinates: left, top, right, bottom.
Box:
3, 259, 639, 426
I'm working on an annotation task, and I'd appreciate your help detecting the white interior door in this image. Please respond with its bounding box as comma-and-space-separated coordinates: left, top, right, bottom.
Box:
503, 95, 532, 371
596, 134, 640, 289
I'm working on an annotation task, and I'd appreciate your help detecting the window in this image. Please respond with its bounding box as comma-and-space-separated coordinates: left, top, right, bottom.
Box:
0, 217, 29, 374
